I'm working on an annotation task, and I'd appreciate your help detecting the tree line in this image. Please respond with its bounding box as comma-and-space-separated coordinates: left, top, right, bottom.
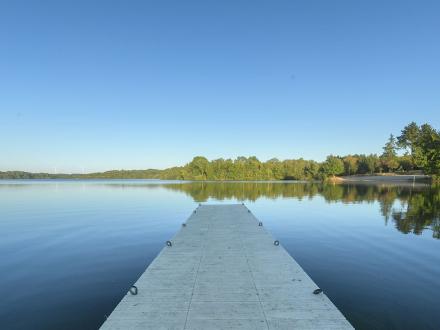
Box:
1, 122, 439, 181
158, 121, 440, 180
321, 122, 440, 178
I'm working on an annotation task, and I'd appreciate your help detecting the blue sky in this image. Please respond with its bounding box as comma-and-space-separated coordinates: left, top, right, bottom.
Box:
1, 0, 439, 173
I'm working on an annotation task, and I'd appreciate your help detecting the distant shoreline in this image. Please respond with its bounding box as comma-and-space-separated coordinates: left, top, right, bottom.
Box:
0, 174, 432, 184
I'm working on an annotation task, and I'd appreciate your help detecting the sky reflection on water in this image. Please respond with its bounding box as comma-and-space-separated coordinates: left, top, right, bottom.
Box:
0, 180, 439, 330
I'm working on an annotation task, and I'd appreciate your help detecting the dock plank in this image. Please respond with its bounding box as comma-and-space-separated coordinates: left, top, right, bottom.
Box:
101, 204, 353, 329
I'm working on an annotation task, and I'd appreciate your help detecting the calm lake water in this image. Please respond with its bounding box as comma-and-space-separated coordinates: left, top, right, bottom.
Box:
0, 180, 439, 329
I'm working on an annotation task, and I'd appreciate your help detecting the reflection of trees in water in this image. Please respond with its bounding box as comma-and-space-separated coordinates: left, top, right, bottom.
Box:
391, 187, 440, 239
165, 182, 321, 202
164, 182, 440, 239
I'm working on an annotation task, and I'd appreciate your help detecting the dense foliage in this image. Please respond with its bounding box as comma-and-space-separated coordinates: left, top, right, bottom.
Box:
1, 122, 439, 181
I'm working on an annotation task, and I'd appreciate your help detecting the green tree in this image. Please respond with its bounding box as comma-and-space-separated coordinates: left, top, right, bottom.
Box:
357, 154, 379, 174
396, 122, 440, 175
304, 161, 320, 179
398, 154, 414, 172
321, 155, 344, 177
418, 124, 440, 175
397, 122, 421, 168
266, 158, 284, 180
187, 156, 210, 180
343, 155, 359, 175
381, 134, 399, 172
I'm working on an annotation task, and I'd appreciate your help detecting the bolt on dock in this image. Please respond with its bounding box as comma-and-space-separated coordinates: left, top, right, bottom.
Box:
101, 204, 353, 329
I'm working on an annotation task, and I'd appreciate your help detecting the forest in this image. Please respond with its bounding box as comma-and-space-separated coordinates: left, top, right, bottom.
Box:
1, 122, 439, 181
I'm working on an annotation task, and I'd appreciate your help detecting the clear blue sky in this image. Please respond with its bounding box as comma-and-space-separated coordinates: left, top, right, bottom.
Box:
1, 0, 439, 173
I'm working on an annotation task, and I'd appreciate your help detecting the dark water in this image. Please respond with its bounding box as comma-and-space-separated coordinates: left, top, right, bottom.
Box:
0, 180, 439, 330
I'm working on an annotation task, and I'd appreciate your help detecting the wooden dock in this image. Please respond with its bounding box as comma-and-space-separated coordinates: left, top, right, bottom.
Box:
101, 204, 353, 329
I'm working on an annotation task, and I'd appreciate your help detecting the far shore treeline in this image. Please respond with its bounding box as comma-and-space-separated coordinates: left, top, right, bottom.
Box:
2, 122, 439, 181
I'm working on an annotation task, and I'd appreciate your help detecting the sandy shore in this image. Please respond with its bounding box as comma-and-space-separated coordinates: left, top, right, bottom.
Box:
338, 174, 430, 183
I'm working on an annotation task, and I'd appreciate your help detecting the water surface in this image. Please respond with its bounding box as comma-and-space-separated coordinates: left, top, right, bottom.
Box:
0, 180, 439, 329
